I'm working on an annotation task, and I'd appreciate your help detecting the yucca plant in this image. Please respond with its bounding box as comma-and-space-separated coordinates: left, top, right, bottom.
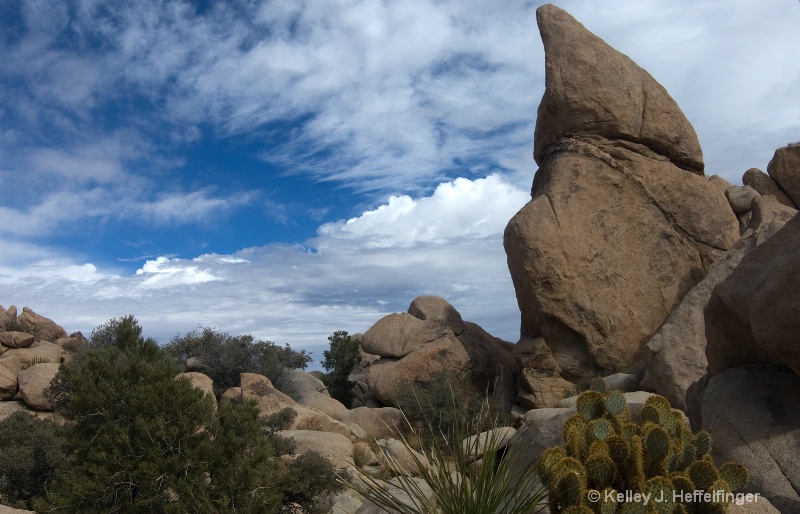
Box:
344, 383, 548, 514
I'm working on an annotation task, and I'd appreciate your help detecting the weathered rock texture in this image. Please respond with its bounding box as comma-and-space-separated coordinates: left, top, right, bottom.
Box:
532, 4, 703, 173
701, 364, 800, 513
643, 196, 797, 412
504, 5, 739, 380
766, 145, 800, 207
743, 167, 796, 208
363, 296, 517, 406
705, 212, 800, 376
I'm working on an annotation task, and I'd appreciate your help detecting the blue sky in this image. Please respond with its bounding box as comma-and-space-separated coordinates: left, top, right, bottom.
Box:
1, 0, 798, 367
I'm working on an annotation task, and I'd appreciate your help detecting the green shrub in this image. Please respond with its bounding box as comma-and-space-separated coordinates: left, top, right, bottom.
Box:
41, 316, 283, 513
279, 451, 342, 514
391, 370, 494, 452
540, 387, 748, 514
321, 330, 362, 405
0, 412, 71, 509
164, 327, 311, 396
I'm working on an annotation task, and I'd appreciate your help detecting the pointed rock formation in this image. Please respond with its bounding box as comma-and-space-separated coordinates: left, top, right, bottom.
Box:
533, 4, 704, 173
504, 5, 739, 379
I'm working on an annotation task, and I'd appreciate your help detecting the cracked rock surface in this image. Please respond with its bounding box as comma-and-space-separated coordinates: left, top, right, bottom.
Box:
503, 4, 739, 377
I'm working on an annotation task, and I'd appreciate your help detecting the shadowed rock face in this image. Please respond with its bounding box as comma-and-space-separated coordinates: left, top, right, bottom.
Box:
504, 5, 739, 378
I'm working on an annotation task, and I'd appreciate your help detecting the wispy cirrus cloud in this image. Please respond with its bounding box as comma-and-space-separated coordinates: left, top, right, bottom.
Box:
1, 0, 799, 364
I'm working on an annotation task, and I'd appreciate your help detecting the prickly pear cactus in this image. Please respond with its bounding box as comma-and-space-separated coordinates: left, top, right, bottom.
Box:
537, 387, 748, 514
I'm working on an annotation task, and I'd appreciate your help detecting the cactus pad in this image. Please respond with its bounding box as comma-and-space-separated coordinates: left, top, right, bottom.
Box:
719, 462, 748, 491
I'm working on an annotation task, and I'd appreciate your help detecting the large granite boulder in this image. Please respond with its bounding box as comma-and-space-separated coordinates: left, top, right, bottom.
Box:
281, 368, 348, 421
0, 332, 35, 349
363, 297, 517, 406
278, 429, 354, 470
701, 364, 800, 513
643, 196, 797, 412
361, 296, 464, 358
341, 407, 407, 440
17, 307, 68, 342
239, 373, 351, 437
533, 4, 703, 172
766, 144, 800, 207
504, 5, 739, 380
18, 363, 60, 411
705, 212, 800, 376
177, 372, 215, 398
742, 167, 795, 208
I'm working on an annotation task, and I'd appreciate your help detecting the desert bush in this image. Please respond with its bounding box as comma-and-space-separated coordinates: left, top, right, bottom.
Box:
164, 327, 311, 396
279, 451, 342, 514
391, 370, 495, 451
41, 316, 284, 513
321, 330, 362, 405
0, 412, 71, 509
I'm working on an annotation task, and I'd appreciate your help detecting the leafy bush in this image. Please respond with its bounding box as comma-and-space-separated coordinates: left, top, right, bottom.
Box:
164, 327, 311, 396
279, 451, 342, 514
321, 330, 362, 405
391, 370, 494, 452
0, 412, 71, 509
42, 316, 283, 513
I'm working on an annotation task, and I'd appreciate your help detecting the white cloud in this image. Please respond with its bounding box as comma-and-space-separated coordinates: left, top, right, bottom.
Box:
0, 175, 529, 364
135, 256, 219, 289
2, 0, 800, 367
317, 174, 529, 247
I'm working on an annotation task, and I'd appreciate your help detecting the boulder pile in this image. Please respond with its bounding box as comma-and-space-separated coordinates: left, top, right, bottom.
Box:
3, 4, 799, 513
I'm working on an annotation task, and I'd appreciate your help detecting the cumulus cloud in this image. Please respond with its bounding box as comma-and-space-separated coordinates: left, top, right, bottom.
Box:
0, 175, 529, 362
1, 0, 799, 366
317, 175, 529, 247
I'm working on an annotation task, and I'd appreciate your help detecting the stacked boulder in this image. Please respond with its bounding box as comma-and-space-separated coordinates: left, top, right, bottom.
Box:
0, 305, 82, 418
359, 296, 518, 408
496, 5, 799, 513
503, 5, 740, 400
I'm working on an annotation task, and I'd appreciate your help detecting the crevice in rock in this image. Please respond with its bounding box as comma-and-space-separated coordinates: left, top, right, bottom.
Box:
540, 136, 712, 271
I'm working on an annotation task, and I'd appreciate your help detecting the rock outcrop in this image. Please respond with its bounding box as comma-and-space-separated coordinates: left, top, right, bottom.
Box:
281, 368, 348, 421
742, 167, 796, 208
362, 296, 517, 406
705, 212, 800, 376
239, 373, 351, 437
504, 5, 739, 381
701, 364, 800, 513
643, 195, 797, 412
766, 144, 800, 207
532, 5, 703, 173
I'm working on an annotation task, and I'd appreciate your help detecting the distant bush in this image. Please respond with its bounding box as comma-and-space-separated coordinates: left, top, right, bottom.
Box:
321, 330, 362, 405
391, 370, 494, 452
0, 412, 71, 509
164, 327, 312, 396
279, 451, 342, 514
